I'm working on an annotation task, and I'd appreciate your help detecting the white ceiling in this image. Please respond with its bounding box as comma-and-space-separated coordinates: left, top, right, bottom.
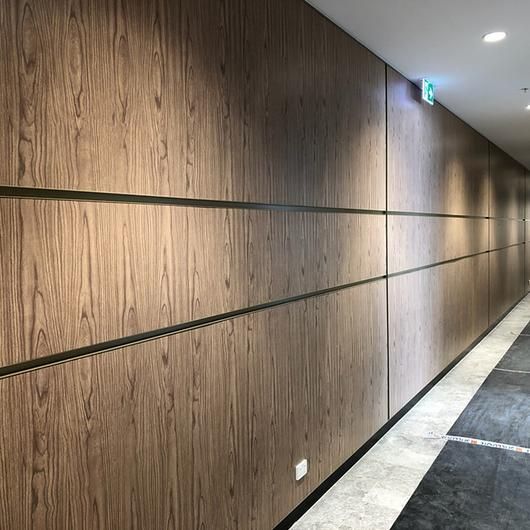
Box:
306, 0, 530, 169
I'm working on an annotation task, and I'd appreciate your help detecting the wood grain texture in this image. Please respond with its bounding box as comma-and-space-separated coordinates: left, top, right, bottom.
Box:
526, 170, 530, 220
489, 219, 525, 250
0, 1, 527, 528
0, 280, 387, 530
389, 254, 489, 415
0, 198, 385, 368
489, 244, 525, 323
387, 68, 489, 216
526, 243, 530, 293
388, 215, 489, 273
489, 144, 526, 220
0, 0, 385, 209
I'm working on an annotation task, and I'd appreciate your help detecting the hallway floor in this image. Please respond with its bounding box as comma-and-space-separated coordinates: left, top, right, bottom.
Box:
292, 295, 530, 529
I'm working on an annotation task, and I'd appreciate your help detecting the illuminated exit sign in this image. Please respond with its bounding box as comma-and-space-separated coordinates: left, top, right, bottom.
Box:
422, 79, 435, 105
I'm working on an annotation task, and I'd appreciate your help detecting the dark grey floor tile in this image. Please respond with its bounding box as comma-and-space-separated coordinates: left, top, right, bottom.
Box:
496, 334, 530, 372
448, 370, 530, 447
391, 441, 530, 530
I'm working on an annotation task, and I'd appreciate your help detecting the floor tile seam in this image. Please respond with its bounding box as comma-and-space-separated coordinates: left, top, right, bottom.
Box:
493, 367, 530, 375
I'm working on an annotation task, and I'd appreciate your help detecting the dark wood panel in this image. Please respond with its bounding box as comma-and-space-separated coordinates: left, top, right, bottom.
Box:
489, 219, 525, 250
387, 68, 489, 216
388, 215, 488, 273
389, 254, 489, 415
489, 144, 526, 220
526, 170, 530, 220
0, 280, 387, 530
0, 199, 385, 368
489, 244, 525, 323
0, 0, 385, 209
526, 243, 530, 293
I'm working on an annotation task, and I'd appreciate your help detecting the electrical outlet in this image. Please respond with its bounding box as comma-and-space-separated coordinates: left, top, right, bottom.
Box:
295, 459, 308, 481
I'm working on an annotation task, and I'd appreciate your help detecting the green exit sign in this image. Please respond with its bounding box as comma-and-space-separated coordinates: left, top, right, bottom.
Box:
422, 79, 435, 105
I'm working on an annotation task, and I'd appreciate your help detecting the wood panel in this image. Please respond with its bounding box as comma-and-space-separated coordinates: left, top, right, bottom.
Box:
526, 243, 530, 293
389, 254, 489, 415
526, 171, 530, 220
0, 0, 385, 209
489, 144, 525, 220
0, 280, 387, 530
387, 68, 489, 216
388, 215, 488, 273
526, 220, 530, 293
489, 244, 525, 323
0, 198, 385, 368
489, 219, 525, 250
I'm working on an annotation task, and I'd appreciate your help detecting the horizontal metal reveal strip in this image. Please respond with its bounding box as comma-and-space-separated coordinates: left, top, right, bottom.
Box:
0, 186, 525, 220
0, 186, 385, 215
388, 210, 526, 221
0, 274, 386, 380
388, 243, 525, 279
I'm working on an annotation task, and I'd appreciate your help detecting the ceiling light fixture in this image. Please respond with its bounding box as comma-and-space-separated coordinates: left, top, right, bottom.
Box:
482, 31, 507, 43
526, 105, 530, 111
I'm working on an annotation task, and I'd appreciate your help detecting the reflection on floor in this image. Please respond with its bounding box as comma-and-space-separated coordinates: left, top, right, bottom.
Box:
292, 295, 530, 530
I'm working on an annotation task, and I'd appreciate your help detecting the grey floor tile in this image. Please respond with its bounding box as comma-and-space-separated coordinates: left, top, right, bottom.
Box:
391, 442, 530, 530
449, 370, 530, 447
496, 333, 530, 372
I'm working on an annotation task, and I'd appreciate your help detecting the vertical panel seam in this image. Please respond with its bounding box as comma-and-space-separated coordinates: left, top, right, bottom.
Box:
488, 143, 491, 324
385, 64, 390, 420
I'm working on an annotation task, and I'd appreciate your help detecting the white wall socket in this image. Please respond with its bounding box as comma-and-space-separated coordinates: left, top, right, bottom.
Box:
295, 459, 308, 481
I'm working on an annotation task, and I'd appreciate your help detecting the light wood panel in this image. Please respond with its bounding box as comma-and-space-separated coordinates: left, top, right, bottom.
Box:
387, 68, 489, 216
489, 219, 525, 250
489, 144, 525, 220
388, 215, 488, 273
489, 244, 525, 323
0, 280, 387, 530
389, 254, 489, 415
0, 198, 385, 368
0, 0, 385, 209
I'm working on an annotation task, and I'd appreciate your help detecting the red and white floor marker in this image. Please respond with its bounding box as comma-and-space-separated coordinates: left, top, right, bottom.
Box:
427, 432, 530, 455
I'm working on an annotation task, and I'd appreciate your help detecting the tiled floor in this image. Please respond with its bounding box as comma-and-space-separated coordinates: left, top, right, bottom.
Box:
292, 295, 530, 530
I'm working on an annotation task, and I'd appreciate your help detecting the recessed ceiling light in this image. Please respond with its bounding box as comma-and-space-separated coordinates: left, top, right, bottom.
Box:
482, 31, 507, 43
526, 104, 530, 110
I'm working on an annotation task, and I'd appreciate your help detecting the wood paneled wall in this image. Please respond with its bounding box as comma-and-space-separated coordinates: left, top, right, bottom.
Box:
0, 0, 387, 528
489, 144, 526, 319
388, 216, 488, 273
387, 67, 526, 415
489, 245, 525, 322
0, 283, 387, 529
0, 1, 527, 529
387, 69, 490, 216
389, 254, 489, 413
0, 0, 385, 209
0, 198, 384, 367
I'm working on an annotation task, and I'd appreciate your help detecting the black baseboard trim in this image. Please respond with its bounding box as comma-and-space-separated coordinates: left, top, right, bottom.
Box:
274, 293, 527, 529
